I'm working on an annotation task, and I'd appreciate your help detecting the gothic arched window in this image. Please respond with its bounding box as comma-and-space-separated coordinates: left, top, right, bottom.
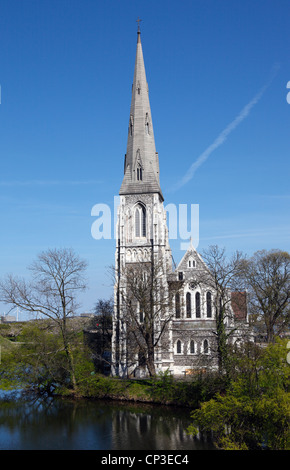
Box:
188, 258, 195, 268
175, 293, 180, 318
190, 340, 195, 354
186, 292, 191, 318
136, 149, 143, 181
135, 204, 146, 238
203, 339, 209, 354
206, 292, 212, 318
195, 292, 201, 318
176, 340, 182, 354
137, 165, 143, 181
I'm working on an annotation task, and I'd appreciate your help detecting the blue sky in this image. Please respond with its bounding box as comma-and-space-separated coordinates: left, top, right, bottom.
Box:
0, 0, 289, 319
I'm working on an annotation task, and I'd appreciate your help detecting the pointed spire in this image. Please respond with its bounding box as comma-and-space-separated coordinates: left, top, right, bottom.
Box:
119, 26, 163, 201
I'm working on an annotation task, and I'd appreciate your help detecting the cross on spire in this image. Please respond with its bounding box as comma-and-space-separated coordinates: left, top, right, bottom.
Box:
136, 17, 142, 32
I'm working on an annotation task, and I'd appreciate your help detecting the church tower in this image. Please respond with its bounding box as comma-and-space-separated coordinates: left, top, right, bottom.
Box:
110, 26, 251, 378
112, 27, 173, 377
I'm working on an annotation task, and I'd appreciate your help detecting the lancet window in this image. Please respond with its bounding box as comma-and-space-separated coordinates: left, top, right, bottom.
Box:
206, 292, 212, 318
175, 293, 180, 318
137, 165, 143, 181
195, 292, 201, 318
186, 292, 191, 318
190, 340, 195, 354
135, 204, 146, 238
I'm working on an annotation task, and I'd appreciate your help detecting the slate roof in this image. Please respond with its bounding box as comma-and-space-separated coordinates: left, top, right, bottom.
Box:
119, 30, 163, 200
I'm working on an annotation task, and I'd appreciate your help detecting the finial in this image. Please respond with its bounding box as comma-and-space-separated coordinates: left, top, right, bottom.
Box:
136, 16, 142, 33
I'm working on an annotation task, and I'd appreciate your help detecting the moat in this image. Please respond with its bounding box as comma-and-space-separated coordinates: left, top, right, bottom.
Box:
0, 391, 214, 450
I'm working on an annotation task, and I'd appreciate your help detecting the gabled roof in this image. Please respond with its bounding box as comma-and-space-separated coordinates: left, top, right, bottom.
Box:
175, 241, 208, 273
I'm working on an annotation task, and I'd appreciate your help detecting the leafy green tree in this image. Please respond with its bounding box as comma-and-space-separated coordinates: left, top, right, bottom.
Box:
0, 320, 95, 395
188, 339, 290, 449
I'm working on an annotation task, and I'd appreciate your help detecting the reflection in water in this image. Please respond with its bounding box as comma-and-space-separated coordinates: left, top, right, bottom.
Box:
0, 392, 214, 450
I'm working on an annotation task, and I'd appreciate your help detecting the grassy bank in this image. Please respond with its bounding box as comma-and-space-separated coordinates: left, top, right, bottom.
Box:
58, 370, 227, 409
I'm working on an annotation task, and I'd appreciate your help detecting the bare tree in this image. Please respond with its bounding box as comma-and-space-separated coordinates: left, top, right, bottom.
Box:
199, 245, 246, 375
0, 248, 88, 389
239, 249, 290, 343
114, 260, 180, 377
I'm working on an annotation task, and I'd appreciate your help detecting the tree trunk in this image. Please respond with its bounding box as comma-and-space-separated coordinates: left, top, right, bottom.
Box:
216, 302, 228, 376
61, 325, 77, 390
147, 351, 156, 376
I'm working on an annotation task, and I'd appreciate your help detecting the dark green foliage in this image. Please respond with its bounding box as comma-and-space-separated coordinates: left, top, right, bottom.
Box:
0, 320, 93, 395
188, 339, 290, 450
142, 370, 228, 408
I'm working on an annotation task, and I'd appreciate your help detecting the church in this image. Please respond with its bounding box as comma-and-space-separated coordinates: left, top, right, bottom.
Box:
111, 27, 250, 377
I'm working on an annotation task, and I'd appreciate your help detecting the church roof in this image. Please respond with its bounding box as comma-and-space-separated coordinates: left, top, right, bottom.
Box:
175, 241, 208, 273
119, 29, 163, 200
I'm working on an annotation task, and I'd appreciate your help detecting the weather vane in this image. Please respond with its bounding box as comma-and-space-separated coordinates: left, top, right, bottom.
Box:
136, 17, 142, 32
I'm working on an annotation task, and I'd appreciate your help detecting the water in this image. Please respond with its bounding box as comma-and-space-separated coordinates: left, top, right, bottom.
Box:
0, 390, 214, 451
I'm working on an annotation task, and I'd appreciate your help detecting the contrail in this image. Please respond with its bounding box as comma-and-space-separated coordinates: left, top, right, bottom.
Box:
173, 64, 280, 191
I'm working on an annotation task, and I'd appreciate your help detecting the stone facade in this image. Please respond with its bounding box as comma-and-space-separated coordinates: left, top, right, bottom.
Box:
111, 30, 250, 377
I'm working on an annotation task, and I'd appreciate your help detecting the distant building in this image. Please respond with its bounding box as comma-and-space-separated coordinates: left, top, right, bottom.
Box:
0, 315, 16, 323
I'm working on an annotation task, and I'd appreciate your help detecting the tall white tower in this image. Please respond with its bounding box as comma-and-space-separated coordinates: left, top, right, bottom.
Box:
112, 27, 172, 377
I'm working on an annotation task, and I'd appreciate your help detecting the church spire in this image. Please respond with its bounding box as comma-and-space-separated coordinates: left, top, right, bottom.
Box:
119, 27, 163, 201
